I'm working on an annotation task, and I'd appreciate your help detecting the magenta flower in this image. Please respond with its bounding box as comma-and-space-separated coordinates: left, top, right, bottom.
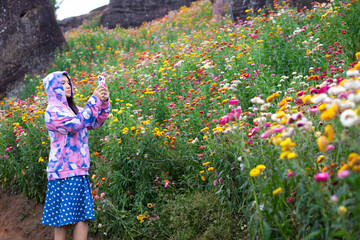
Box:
286, 171, 294, 178
213, 180, 218, 186
314, 172, 329, 182
218, 115, 230, 125
229, 99, 239, 106
230, 107, 242, 119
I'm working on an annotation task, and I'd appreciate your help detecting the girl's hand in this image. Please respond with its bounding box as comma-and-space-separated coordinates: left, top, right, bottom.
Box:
93, 84, 109, 102
100, 84, 109, 102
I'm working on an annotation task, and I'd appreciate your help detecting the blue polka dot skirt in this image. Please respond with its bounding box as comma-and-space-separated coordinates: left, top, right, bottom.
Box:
41, 175, 95, 227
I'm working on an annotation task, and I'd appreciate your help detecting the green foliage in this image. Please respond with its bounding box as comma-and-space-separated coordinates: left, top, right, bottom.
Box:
2, 0, 360, 239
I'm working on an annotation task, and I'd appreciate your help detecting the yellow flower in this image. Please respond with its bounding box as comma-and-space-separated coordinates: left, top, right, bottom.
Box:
320, 104, 339, 121
122, 127, 129, 134
201, 176, 205, 181
200, 170, 205, 174
249, 168, 261, 177
38, 157, 44, 162
273, 187, 282, 196
21, 170, 25, 175
317, 136, 329, 152
317, 155, 326, 163
147, 203, 153, 208
287, 152, 297, 159
324, 124, 334, 142
208, 167, 214, 171
202, 162, 210, 166
356, 52, 360, 60
337, 206, 347, 217
256, 165, 266, 171
318, 103, 327, 112
117, 139, 122, 144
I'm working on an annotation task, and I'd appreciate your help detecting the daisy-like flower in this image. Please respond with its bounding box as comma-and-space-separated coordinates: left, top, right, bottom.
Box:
346, 69, 359, 78
251, 97, 265, 105
327, 85, 346, 96
342, 79, 360, 90
340, 109, 359, 127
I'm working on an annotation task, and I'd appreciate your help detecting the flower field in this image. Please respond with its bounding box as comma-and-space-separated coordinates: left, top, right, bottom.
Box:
1, 0, 360, 239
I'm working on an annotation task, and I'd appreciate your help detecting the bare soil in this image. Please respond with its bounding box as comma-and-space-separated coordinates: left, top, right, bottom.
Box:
0, 191, 53, 240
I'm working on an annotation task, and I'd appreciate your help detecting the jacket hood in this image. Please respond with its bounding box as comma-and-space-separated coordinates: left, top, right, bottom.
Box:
43, 71, 74, 107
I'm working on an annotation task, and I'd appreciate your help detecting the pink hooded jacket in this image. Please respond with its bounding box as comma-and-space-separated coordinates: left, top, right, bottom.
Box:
43, 71, 110, 180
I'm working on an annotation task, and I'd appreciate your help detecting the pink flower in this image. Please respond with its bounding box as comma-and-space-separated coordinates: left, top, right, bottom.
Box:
308, 105, 319, 115
261, 130, 274, 139
272, 126, 285, 133
326, 145, 335, 152
3, 154, 8, 158
213, 180, 218, 186
218, 177, 223, 183
230, 107, 242, 119
286, 171, 294, 178
337, 170, 350, 179
331, 195, 338, 202
314, 172, 329, 182
100, 193, 105, 198
199, 146, 206, 150
218, 115, 230, 125
229, 99, 239, 106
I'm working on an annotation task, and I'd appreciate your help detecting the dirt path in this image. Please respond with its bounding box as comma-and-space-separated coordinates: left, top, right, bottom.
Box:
0, 191, 53, 240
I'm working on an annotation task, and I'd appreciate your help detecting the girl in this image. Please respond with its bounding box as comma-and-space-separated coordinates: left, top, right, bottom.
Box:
41, 71, 110, 240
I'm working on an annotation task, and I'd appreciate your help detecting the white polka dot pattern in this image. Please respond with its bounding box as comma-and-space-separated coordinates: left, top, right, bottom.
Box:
41, 175, 95, 226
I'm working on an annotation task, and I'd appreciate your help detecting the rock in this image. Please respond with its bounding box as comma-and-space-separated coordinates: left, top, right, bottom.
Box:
100, 0, 197, 29
0, 0, 66, 99
211, 0, 328, 20
58, 5, 108, 32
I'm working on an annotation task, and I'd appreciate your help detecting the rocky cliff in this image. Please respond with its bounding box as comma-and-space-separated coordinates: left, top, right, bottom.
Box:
231, 0, 328, 20
0, 0, 66, 99
100, 0, 197, 29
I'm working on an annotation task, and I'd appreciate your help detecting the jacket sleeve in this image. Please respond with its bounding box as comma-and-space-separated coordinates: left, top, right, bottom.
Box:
46, 96, 108, 134
87, 98, 110, 130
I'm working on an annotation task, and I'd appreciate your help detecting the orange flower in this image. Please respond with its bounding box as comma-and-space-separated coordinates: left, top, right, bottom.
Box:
317, 136, 329, 152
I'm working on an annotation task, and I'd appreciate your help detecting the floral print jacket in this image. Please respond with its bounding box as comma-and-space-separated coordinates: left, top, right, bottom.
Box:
43, 71, 110, 180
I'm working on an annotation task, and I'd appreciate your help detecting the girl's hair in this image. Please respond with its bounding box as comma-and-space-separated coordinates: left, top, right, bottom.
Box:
64, 74, 79, 115
67, 96, 79, 115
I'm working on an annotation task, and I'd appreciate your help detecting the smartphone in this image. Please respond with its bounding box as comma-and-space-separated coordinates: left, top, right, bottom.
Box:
98, 75, 106, 86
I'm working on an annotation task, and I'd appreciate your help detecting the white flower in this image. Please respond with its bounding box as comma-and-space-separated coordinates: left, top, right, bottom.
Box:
328, 85, 346, 95
343, 80, 360, 91
346, 69, 359, 78
260, 103, 271, 111
340, 109, 359, 127
339, 100, 355, 110
311, 93, 332, 104
253, 117, 267, 124
347, 92, 360, 103
250, 97, 265, 105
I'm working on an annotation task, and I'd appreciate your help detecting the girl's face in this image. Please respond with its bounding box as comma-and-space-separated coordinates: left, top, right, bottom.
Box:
62, 75, 72, 98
